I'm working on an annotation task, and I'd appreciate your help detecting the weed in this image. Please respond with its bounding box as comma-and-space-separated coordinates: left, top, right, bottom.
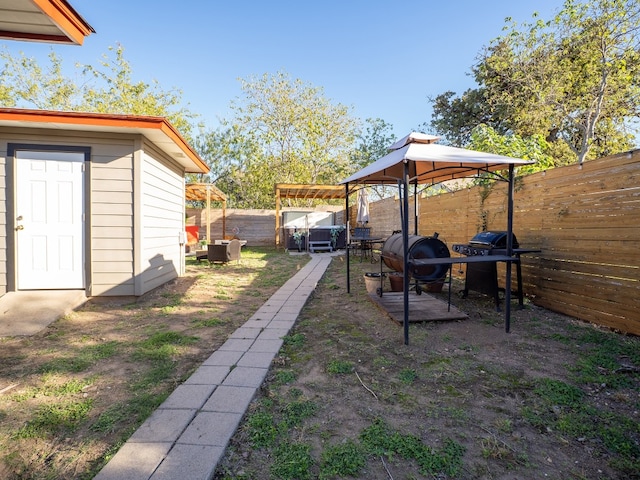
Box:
283, 333, 306, 348
11, 377, 94, 402
399, 368, 418, 384
274, 370, 297, 385
480, 435, 511, 459
522, 376, 640, 471
373, 356, 393, 368
271, 442, 313, 480
191, 317, 224, 328
359, 419, 465, 477
533, 378, 584, 407
319, 439, 366, 479
326, 360, 354, 374
131, 361, 176, 390
282, 399, 317, 427
246, 411, 278, 448
91, 405, 129, 433
288, 388, 303, 399
13, 398, 93, 438
495, 418, 513, 433
133, 331, 198, 362
38, 341, 119, 374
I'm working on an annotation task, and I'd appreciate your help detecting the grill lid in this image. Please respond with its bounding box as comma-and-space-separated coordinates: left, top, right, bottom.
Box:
469, 231, 519, 249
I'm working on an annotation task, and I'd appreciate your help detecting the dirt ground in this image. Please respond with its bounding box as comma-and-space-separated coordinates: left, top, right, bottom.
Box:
214, 254, 640, 480
0, 248, 638, 480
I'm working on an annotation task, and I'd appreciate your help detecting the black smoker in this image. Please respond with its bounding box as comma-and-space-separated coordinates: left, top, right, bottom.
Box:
382, 233, 450, 292
452, 231, 522, 310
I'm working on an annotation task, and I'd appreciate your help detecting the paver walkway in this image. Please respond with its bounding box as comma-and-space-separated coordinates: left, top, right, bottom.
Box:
94, 254, 333, 480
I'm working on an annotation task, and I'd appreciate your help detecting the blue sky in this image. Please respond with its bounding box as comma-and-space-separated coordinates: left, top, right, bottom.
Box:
7, 0, 564, 139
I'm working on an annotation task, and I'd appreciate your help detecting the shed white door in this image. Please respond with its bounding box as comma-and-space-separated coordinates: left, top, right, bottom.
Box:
16, 151, 85, 289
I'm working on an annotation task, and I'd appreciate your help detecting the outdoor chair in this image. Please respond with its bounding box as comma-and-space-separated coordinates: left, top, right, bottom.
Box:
350, 226, 373, 259
206, 239, 242, 264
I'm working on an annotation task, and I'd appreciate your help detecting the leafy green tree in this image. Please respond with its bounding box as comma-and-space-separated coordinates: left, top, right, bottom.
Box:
431, 0, 640, 164
79, 45, 198, 140
468, 124, 557, 175
0, 44, 197, 141
349, 118, 396, 170
202, 71, 359, 208
349, 118, 397, 199
0, 47, 79, 109
428, 88, 498, 147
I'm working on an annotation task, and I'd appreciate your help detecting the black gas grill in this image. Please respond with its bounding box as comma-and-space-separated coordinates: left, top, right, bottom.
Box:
453, 231, 519, 256
452, 231, 529, 310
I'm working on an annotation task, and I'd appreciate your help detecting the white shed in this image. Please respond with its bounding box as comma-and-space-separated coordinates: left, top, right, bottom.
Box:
0, 108, 209, 297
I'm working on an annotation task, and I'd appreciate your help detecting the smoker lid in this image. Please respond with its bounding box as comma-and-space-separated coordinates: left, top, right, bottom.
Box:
469, 231, 519, 248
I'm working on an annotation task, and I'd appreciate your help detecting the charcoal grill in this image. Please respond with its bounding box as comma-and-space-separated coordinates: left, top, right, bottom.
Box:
452, 231, 532, 310
381, 233, 450, 295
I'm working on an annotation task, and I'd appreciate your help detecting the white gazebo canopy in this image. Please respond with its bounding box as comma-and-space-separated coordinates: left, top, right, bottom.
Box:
342, 132, 533, 186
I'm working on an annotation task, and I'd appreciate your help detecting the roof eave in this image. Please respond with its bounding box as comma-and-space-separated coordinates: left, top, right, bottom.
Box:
30, 0, 95, 45
0, 108, 209, 174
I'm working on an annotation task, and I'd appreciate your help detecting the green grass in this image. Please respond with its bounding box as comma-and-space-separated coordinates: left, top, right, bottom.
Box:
38, 341, 121, 374
13, 399, 94, 439
522, 376, 640, 476
359, 418, 465, 477
191, 317, 224, 327
10, 377, 94, 402
319, 439, 366, 479
398, 368, 418, 384
326, 359, 354, 374
132, 331, 198, 362
246, 411, 278, 448
282, 399, 317, 427
283, 333, 306, 348
271, 442, 314, 480
91, 392, 167, 434
273, 370, 297, 385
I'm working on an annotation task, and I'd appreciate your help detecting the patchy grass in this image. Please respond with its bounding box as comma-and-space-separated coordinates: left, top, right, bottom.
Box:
0, 247, 308, 480
215, 255, 640, 480
2, 249, 639, 480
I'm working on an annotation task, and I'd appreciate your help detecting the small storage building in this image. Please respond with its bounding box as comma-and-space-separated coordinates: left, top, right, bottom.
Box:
0, 108, 209, 297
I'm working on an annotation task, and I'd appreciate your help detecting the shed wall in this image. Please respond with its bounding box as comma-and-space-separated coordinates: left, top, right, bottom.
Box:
138, 143, 185, 295
0, 127, 189, 298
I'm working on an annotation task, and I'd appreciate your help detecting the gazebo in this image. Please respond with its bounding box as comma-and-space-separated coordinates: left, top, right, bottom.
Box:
185, 183, 227, 243
341, 132, 535, 344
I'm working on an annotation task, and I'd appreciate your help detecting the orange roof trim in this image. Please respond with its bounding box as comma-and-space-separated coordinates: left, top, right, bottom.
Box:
0, 0, 94, 45
0, 108, 209, 174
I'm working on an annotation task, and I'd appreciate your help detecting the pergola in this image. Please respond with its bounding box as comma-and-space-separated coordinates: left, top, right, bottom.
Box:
185, 183, 227, 242
274, 184, 348, 247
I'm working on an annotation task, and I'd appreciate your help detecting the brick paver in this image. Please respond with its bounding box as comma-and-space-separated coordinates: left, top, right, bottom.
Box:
93, 254, 333, 480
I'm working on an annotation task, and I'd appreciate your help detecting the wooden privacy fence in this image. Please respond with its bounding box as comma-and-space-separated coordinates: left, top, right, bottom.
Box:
363, 149, 640, 336
187, 150, 638, 335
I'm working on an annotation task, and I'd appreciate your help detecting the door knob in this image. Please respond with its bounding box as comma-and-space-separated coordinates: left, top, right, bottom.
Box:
15, 225, 24, 231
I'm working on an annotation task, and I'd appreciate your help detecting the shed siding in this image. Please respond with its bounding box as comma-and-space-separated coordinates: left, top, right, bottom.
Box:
88, 140, 135, 296
139, 144, 185, 295
0, 141, 6, 295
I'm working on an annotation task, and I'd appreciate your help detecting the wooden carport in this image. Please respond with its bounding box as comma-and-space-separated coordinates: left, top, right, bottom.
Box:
274, 184, 348, 247
185, 183, 227, 242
